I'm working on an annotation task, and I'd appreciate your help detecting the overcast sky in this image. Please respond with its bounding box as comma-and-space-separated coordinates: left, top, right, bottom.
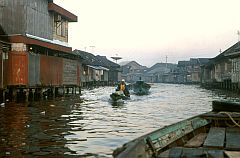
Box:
55, 0, 240, 67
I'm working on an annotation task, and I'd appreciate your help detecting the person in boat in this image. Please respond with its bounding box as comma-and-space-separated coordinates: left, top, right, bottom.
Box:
116, 79, 130, 97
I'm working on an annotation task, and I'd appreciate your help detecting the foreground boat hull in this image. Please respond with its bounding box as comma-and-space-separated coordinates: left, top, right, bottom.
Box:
113, 114, 210, 158
113, 100, 240, 158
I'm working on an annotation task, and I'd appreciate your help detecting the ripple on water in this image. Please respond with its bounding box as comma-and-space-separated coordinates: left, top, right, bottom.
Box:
1, 83, 239, 158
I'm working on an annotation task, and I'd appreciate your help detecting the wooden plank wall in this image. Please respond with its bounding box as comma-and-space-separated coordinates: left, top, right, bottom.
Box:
0, 0, 53, 40
26, 0, 53, 39
63, 58, 77, 85
0, 0, 25, 35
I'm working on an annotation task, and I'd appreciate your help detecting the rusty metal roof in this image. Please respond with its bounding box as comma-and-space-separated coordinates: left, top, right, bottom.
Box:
48, 3, 78, 22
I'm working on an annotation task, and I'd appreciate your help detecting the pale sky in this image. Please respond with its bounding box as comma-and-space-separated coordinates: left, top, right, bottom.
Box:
55, 0, 240, 67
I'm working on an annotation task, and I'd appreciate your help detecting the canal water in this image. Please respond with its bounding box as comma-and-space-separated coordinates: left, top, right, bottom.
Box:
0, 83, 240, 157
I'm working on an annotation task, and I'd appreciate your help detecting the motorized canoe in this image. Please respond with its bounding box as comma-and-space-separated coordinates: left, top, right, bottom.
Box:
113, 100, 240, 158
110, 91, 130, 102
132, 80, 151, 95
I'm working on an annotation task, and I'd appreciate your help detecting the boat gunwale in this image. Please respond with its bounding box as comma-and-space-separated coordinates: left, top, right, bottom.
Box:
114, 112, 211, 158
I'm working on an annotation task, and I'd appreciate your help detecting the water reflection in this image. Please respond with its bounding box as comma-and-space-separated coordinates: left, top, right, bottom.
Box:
0, 103, 28, 157
1, 84, 240, 157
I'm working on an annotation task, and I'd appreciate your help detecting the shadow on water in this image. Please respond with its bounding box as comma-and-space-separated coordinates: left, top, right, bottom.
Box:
109, 100, 126, 109
1, 84, 240, 157
0, 98, 83, 158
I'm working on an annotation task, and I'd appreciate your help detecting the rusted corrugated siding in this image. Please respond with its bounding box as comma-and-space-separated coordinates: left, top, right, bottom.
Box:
40, 55, 63, 86
28, 53, 40, 87
62, 58, 77, 85
8, 51, 28, 86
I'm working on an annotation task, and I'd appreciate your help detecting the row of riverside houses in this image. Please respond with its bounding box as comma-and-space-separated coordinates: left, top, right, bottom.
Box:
120, 40, 240, 90
120, 58, 210, 84
201, 42, 240, 91
73, 50, 121, 88
0, 0, 120, 102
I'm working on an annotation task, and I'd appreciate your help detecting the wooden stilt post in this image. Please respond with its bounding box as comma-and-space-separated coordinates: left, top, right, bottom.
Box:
72, 87, 74, 95
2, 89, 5, 102
25, 89, 29, 102
12, 88, 17, 102
67, 87, 69, 94
40, 88, 43, 100
32, 89, 35, 101
63, 86, 66, 97
53, 87, 56, 98
55, 87, 58, 98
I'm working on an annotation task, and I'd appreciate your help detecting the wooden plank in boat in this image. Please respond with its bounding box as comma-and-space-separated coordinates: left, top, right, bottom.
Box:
159, 148, 185, 158
224, 151, 240, 158
182, 148, 224, 158
181, 148, 204, 157
226, 127, 240, 150
184, 133, 207, 148
162, 147, 224, 158
157, 149, 170, 158
168, 147, 182, 158
207, 150, 224, 158
203, 127, 225, 149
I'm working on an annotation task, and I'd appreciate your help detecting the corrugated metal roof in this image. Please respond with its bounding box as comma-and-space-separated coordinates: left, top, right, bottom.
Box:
26, 33, 69, 47
87, 65, 109, 71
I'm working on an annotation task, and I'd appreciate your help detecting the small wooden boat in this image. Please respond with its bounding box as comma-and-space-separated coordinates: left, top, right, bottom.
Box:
110, 91, 130, 102
113, 100, 240, 158
132, 80, 151, 95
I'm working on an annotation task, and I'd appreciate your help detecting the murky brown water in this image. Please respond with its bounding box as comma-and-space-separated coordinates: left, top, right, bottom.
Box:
0, 83, 239, 158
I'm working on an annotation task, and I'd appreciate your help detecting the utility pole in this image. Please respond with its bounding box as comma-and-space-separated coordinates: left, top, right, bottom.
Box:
89, 46, 95, 53
165, 55, 168, 68
237, 30, 240, 42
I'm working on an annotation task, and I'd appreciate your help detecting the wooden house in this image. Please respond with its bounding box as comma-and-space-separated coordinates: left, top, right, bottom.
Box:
0, 0, 79, 101
201, 44, 234, 89
223, 42, 240, 89
178, 58, 210, 83
95, 55, 121, 84
73, 50, 112, 87
146, 63, 177, 83
120, 61, 148, 82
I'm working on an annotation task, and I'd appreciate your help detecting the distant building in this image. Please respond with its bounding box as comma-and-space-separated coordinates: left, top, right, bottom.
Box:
146, 63, 177, 83
178, 58, 210, 83
96, 55, 121, 83
73, 50, 120, 86
120, 61, 148, 82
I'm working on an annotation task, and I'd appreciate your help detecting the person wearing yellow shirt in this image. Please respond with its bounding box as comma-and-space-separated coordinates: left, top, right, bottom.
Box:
116, 79, 130, 97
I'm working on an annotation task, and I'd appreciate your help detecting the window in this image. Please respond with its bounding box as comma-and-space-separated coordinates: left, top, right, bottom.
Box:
54, 14, 67, 37
0, 0, 5, 7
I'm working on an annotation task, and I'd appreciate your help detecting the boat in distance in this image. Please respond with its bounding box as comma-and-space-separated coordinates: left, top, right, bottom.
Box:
132, 80, 151, 95
113, 100, 240, 158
